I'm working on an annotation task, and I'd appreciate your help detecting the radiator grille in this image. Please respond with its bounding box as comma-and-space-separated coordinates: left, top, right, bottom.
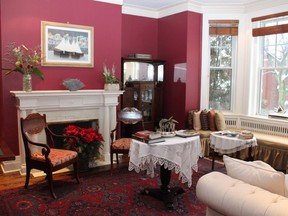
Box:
225, 115, 288, 137
240, 120, 288, 137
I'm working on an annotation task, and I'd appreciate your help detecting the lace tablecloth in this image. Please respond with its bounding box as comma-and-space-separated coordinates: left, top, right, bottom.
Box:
210, 132, 257, 154
128, 136, 202, 187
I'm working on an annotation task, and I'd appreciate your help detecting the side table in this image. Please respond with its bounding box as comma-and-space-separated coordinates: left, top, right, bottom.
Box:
210, 132, 257, 170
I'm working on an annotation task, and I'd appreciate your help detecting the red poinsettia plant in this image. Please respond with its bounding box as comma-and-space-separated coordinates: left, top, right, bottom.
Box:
63, 125, 104, 159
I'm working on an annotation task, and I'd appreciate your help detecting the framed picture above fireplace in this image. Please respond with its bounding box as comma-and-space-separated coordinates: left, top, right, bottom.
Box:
41, 21, 94, 67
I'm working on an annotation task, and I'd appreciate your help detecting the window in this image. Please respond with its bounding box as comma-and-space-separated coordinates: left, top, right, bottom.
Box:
252, 12, 288, 115
208, 20, 238, 111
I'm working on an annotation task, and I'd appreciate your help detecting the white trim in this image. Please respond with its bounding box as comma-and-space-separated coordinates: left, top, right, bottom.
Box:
159, 2, 202, 18
121, 0, 288, 18
201, 13, 247, 113
158, 2, 190, 18
244, 0, 288, 13
201, 5, 245, 14
94, 0, 123, 6
122, 5, 159, 18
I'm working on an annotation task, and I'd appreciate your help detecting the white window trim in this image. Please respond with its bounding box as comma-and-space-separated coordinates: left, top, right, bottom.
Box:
201, 14, 246, 114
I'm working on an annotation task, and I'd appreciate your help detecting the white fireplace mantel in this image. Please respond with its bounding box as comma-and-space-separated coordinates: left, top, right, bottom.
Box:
9, 90, 124, 175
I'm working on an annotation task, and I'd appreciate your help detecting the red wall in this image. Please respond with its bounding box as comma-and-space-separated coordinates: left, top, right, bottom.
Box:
1, 0, 122, 154
158, 12, 202, 129
1, 1, 202, 155
186, 12, 202, 112
0, 0, 2, 143
122, 14, 159, 58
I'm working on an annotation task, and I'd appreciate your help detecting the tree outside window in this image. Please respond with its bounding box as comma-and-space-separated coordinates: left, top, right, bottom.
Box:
209, 35, 234, 110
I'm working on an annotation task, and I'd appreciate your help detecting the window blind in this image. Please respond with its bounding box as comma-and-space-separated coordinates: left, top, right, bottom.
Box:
209, 20, 239, 36
252, 12, 288, 37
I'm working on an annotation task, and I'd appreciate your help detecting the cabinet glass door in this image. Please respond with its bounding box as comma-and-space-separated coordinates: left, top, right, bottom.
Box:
141, 88, 153, 122
123, 62, 154, 85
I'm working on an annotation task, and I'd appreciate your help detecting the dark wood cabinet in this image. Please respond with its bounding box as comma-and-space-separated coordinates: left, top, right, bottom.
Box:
122, 57, 165, 131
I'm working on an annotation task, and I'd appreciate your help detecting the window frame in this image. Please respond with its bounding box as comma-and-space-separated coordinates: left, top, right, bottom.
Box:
253, 15, 288, 116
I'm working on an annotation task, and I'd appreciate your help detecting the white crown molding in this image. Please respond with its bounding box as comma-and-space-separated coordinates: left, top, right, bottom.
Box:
122, 5, 159, 18
201, 4, 246, 14
244, 0, 288, 13
158, 1, 202, 18
122, 1, 202, 19
122, 0, 288, 18
94, 0, 123, 6
158, 2, 190, 18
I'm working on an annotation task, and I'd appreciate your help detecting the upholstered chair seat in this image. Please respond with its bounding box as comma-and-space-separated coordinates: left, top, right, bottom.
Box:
31, 149, 78, 167
111, 138, 132, 150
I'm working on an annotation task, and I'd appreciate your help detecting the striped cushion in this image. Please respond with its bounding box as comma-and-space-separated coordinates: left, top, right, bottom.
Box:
187, 110, 194, 129
31, 148, 78, 166
112, 138, 132, 150
200, 109, 209, 130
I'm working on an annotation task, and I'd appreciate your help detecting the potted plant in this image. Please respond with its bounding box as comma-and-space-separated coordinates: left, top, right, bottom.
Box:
102, 64, 120, 91
63, 125, 104, 171
158, 116, 179, 134
2, 43, 44, 92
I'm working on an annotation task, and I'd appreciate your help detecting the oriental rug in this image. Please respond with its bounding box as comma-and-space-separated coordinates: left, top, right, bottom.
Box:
0, 158, 225, 216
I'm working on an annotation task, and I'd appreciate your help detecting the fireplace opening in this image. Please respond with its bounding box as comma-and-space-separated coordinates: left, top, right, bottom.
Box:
48, 119, 99, 149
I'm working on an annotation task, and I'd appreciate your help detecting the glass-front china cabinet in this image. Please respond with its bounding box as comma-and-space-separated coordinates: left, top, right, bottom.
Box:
122, 57, 165, 131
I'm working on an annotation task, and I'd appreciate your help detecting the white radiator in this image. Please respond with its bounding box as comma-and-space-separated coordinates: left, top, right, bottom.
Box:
225, 114, 288, 137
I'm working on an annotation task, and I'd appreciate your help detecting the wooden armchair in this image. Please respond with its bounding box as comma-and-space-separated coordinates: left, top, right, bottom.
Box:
20, 113, 80, 199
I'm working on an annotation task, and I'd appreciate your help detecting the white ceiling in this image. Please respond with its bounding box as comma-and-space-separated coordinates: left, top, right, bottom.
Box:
123, 0, 262, 10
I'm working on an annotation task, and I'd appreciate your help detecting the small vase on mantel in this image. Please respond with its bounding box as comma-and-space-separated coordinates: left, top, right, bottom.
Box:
104, 83, 120, 91
23, 74, 32, 92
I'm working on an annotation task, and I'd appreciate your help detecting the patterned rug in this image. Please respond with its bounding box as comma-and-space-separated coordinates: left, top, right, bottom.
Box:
0, 158, 225, 216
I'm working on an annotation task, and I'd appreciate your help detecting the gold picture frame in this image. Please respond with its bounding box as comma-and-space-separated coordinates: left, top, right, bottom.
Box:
41, 21, 94, 67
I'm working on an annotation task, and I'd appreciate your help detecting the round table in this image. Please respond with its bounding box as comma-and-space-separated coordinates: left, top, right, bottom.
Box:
128, 136, 202, 209
210, 131, 257, 170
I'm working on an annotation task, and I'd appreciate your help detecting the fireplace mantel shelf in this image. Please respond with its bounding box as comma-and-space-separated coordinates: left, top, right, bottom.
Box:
11, 90, 124, 96
10, 90, 124, 110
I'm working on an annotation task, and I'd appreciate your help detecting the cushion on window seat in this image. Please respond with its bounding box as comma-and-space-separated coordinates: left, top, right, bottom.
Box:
251, 132, 288, 173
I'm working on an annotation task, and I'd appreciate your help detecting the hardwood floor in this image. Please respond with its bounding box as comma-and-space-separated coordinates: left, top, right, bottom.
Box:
0, 160, 129, 191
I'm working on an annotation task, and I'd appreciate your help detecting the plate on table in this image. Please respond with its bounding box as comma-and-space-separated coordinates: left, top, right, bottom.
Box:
216, 131, 238, 137
160, 132, 176, 137
176, 130, 200, 138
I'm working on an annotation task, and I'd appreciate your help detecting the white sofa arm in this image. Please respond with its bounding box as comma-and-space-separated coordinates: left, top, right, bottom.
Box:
196, 172, 288, 216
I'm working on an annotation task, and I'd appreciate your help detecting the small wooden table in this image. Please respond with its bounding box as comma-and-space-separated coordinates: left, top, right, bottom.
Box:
128, 136, 202, 209
210, 132, 257, 170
